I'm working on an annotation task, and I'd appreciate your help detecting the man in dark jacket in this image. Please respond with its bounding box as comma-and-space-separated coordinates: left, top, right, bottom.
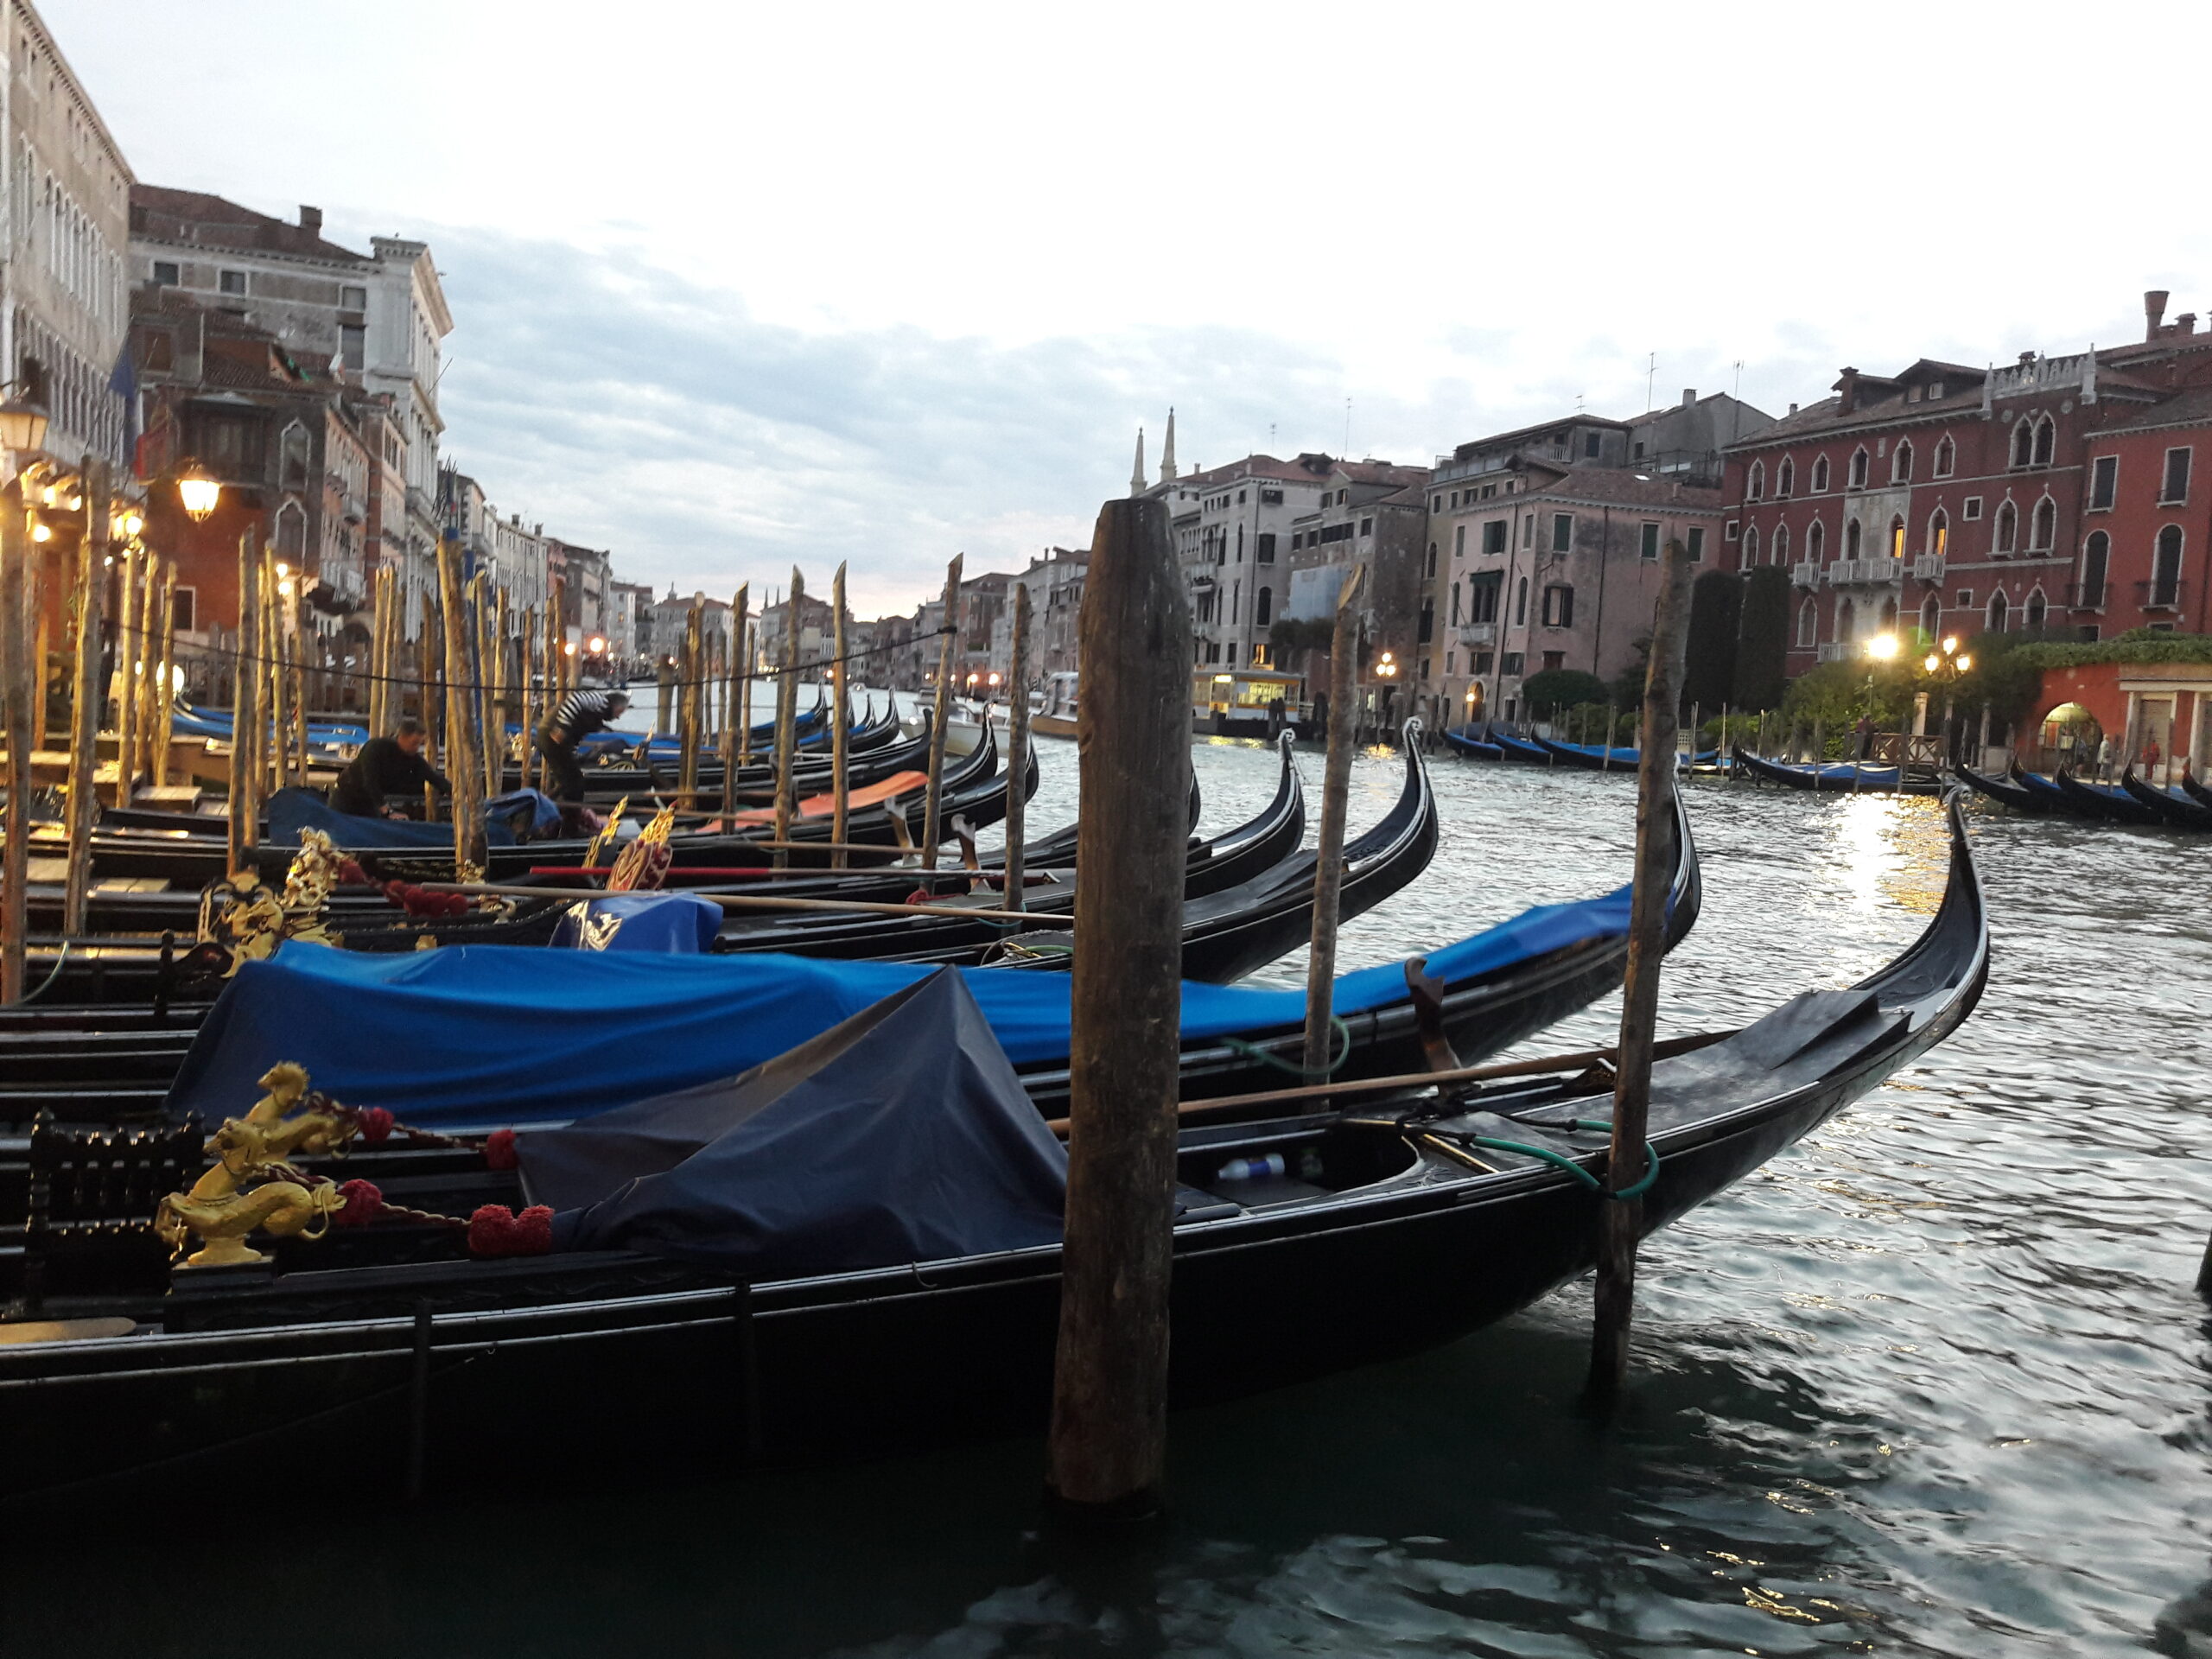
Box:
331, 716, 450, 817
537, 689, 632, 803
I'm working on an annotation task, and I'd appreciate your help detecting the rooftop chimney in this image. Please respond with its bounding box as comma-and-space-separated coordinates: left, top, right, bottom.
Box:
299, 205, 323, 236
1836, 366, 1859, 416
1681, 387, 1696, 408
1788, 402, 1799, 416
2181, 314, 2199, 336
2145, 289, 2170, 341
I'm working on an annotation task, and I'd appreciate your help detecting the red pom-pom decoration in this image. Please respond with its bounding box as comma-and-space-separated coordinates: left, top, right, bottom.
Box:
514, 1205, 553, 1254
467, 1204, 518, 1255
338, 859, 370, 885
334, 1179, 383, 1228
353, 1106, 395, 1145
484, 1128, 519, 1170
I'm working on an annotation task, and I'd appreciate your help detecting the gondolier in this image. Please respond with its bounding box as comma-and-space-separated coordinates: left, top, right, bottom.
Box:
329, 716, 450, 817
537, 689, 632, 804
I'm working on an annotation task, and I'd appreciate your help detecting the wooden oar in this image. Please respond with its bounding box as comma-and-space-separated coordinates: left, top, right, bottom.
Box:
1039, 1027, 1734, 1136
423, 880, 1073, 926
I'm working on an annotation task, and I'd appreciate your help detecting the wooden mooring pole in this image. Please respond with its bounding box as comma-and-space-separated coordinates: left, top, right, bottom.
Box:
435, 532, 486, 869
772, 569, 804, 868
830, 564, 850, 866
1003, 581, 1031, 910
0, 486, 33, 1003
1046, 493, 1190, 1521
1303, 563, 1366, 1077
61, 459, 109, 931
679, 594, 704, 809
922, 554, 963, 870
226, 531, 259, 875
1586, 537, 1694, 1409
722, 584, 748, 817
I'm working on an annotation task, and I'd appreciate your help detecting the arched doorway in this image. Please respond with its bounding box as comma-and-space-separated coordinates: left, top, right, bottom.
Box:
2038, 701, 2101, 773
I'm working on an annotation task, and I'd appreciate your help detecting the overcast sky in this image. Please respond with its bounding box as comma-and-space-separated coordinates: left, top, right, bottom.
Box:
45, 0, 2212, 616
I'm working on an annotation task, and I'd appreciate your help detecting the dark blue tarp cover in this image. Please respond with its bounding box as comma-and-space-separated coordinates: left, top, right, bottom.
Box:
264, 786, 518, 851
550, 893, 721, 953
524, 968, 1066, 1276
164, 881, 1633, 1130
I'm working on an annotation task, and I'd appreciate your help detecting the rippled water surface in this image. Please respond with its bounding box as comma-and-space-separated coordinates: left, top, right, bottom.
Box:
15, 737, 2212, 1657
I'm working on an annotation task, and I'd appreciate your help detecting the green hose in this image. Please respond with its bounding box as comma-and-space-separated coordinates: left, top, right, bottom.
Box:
1462, 1117, 1661, 1201
1224, 1015, 1351, 1078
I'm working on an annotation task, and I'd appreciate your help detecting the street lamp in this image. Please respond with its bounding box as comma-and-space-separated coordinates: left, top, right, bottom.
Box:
0, 392, 48, 455
176, 462, 221, 522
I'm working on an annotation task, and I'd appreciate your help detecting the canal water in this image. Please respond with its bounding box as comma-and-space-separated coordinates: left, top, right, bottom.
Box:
13, 738, 2212, 1656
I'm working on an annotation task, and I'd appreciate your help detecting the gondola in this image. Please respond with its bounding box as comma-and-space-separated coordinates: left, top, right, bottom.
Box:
2052, 767, 2160, 825
2183, 767, 2212, 811
1489, 730, 1554, 765
1732, 746, 1916, 792
0, 793, 1980, 1498
1956, 761, 2049, 814
2119, 768, 2212, 830
1440, 726, 1503, 760
1535, 738, 1719, 772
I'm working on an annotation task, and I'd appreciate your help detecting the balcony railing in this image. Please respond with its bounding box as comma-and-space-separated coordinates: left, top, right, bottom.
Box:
1912, 554, 1946, 581
2137, 578, 2186, 612
1789, 561, 1820, 589
1457, 622, 1497, 646
2064, 580, 2106, 611
1815, 642, 1851, 663
1826, 558, 1905, 586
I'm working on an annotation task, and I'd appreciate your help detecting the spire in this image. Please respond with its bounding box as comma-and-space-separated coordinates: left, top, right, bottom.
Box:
1159, 407, 1179, 483
1130, 427, 1146, 498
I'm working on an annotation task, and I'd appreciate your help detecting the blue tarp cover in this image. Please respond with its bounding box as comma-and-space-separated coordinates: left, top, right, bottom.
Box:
525, 969, 1067, 1275
264, 786, 518, 851
550, 892, 722, 953
164, 881, 1633, 1130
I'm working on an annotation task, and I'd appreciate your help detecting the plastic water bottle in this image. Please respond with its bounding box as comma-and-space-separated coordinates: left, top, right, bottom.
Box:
1214, 1153, 1287, 1183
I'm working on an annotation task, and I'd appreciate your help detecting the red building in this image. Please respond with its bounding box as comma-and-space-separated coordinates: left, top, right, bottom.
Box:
1722, 291, 2212, 679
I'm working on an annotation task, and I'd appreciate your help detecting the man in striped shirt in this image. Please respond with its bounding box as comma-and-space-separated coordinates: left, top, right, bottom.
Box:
536, 689, 632, 803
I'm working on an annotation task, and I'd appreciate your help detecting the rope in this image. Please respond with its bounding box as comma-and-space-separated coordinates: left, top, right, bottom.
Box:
1459, 1118, 1661, 1201
1222, 1015, 1351, 1079
17, 938, 68, 1004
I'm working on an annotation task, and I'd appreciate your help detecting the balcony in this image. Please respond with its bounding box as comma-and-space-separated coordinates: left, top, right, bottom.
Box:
2064, 580, 2106, 611
1457, 622, 1497, 646
1826, 557, 1905, 586
1816, 642, 1851, 663
1913, 554, 1946, 581
1789, 561, 1820, 589
2137, 578, 2186, 613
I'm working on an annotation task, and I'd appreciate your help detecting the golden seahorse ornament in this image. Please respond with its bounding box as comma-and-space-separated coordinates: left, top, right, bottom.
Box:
155, 1116, 345, 1269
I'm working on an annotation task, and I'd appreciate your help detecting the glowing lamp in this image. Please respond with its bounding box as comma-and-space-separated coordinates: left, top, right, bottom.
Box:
177, 466, 222, 522
1865, 633, 1898, 661
0, 394, 48, 454
31, 521, 50, 543
114, 509, 144, 538
1941, 635, 1959, 654
563, 640, 578, 658
1923, 653, 1940, 673
1956, 655, 1972, 673
588, 635, 607, 654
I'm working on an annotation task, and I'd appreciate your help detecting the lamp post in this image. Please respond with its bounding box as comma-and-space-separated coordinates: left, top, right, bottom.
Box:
0, 391, 47, 1003
1919, 634, 1973, 768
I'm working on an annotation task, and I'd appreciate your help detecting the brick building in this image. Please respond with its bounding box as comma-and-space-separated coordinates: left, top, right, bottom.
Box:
1721, 291, 2212, 679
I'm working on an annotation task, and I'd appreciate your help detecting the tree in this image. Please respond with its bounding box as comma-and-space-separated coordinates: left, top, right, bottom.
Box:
1732, 565, 1790, 711
1681, 571, 1743, 713
1519, 668, 1606, 712
1780, 659, 1916, 733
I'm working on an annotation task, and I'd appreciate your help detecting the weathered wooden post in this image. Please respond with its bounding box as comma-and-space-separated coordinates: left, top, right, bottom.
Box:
1004, 581, 1032, 909
62, 459, 110, 931
226, 531, 259, 876
738, 619, 756, 769
113, 544, 139, 800
679, 595, 704, 807
1302, 563, 1367, 1077
772, 569, 804, 866
152, 560, 176, 787
721, 584, 748, 817
922, 554, 963, 870
135, 554, 163, 792
1586, 537, 1694, 1408
830, 564, 851, 865
0, 486, 33, 1002
1046, 493, 1191, 1520
435, 533, 486, 868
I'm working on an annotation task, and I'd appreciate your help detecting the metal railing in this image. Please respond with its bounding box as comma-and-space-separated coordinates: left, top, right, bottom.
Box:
2137, 577, 2186, 611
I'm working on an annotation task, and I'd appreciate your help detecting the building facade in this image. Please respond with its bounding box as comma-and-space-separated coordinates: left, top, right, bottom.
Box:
1153, 452, 1336, 671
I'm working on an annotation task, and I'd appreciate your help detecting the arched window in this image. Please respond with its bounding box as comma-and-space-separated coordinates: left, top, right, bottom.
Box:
1777, 457, 1795, 497
1515, 575, 1529, 626
1838, 596, 1857, 639
2080, 531, 2110, 607
1920, 594, 1941, 639
1255, 586, 1273, 627
2025, 587, 2047, 631
1747, 460, 1765, 500
1812, 454, 1831, 493
1880, 596, 1898, 632
1808, 521, 1826, 563
2029, 496, 2056, 550
1892, 439, 1914, 483
1987, 590, 2010, 632
1993, 500, 2018, 554
1934, 435, 1955, 478
1845, 518, 1862, 560
1797, 598, 1817, 646
1927, 509, 1948, 557
1743, 525, 1760, 565
2012, 419, 2035, 468
2033, 416, 2056, 466
1425, 543, 1437, 578
1773, 523, 1790, 563
2153, 524, 2184, 607
1849, 448, 1870, 488
274, 499, 307, 561
1888, 515, 1905, 560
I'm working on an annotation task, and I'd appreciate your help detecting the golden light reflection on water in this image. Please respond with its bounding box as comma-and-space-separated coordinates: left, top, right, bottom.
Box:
1826, 795, 1951, 918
